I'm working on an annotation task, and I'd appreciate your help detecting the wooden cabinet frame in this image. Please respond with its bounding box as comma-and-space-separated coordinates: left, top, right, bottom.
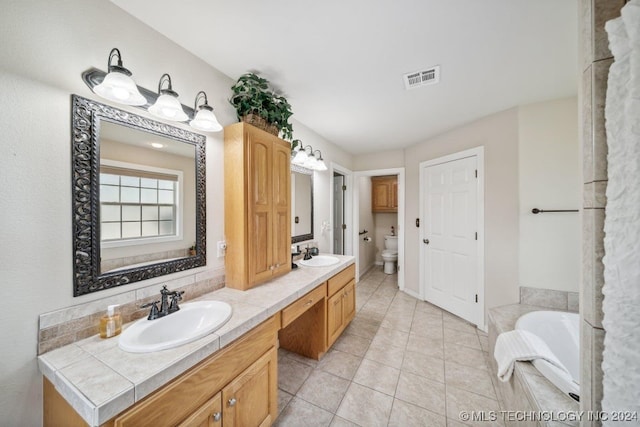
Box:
371, 175, 398, 213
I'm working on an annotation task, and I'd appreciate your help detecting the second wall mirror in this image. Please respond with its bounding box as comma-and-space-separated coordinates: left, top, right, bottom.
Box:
291, 165, 313, 243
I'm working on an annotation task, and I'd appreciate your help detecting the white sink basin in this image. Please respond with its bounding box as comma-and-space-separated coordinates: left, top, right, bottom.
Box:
119, 301, 232, 353
298, 255, 340, 267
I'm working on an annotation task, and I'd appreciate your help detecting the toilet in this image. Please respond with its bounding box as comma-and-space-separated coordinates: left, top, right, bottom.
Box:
381, 235, 398, 274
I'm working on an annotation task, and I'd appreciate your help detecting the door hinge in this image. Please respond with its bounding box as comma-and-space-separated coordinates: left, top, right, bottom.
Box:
475, 169, 478, 178
475, 294, 478, 303
341, 224, 346, 230
342, 185, 347, 191
475, 232, 478, 240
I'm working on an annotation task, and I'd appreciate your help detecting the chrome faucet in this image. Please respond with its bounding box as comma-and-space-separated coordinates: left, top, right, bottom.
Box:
141, 285, 185, 320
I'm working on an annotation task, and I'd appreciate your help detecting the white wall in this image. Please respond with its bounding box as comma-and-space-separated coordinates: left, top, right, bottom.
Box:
353, 149, 405, 171
518, 97, 580, 292
404, 108, 521, 321
358, 177, 376, 275
0, 1, 350, 424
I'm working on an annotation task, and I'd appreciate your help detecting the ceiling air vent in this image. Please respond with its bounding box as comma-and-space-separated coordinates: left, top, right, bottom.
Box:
403, 66, 440, 90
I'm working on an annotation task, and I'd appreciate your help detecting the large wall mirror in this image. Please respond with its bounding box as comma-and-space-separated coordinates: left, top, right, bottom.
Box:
72, 95, 206, 296
291, 165, 313, 243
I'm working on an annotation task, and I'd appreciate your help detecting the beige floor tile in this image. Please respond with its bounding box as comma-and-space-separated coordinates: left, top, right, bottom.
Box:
380, 312, 414, 332
406, 333, 444, 359
411, 311, 444, 338
364, 341, 406, 369
443, 314, 477, 334
401, 350, 445, 383
415, 300, 444, 315
479, 335, 489, 353
275, 397, 334, 427
444, 361, 497, 400
329, 416, 360, 427
336, 382, 394, 427
443, 328, 482, 351
279, 356, 314, 394
445, 385, 504, 427
344, 317, 380, 340
395, 371, 446, 415
444, 342, 488, 371
371, 326, 410, 348
333, 333, 371, 357
388, 399, 447, 427
297, 370, 351, 413
282, 348, 320, 368
352, 358, 401, 396
317, 349, 362, 380
278, 389, 293, 415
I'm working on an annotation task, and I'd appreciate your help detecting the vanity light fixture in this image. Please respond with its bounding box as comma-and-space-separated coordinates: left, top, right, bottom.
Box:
291, 142, 327, 171
291, 143, 309, 165
312, 150, 327, 171
148, 74, 189, 122
189, 91, 222, 132
92, 48, 146, 106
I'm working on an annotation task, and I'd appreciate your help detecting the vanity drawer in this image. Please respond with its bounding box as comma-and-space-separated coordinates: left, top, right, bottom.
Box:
281, 283, 326, 328
327, 264, 355, 297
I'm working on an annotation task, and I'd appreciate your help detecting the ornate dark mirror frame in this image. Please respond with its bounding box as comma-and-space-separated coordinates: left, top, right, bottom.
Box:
291, 164, 314, 244
71, 95, 206, 296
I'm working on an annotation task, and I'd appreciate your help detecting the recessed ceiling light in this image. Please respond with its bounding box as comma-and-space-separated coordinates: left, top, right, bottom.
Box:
151, 142, 164, 149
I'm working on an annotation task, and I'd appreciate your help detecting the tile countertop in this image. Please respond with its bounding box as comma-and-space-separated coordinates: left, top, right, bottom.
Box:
38, 255, 355, 427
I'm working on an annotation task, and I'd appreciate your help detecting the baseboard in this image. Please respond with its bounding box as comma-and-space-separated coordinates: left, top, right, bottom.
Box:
403, 288, 421, 300
374, 261, 383, 266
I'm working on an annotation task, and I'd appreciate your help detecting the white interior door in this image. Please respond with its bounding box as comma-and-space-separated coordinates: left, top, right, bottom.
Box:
333, 173, 345, 254
422, 156, 478, 324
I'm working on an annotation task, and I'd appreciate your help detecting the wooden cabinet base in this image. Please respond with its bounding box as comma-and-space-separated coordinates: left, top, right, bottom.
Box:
44, 316, 279, 427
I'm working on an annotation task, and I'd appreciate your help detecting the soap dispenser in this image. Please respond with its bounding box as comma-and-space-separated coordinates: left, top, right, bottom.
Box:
100, 304, 122, 339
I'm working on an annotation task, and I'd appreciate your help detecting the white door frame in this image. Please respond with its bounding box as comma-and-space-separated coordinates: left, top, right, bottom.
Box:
419, 147, 485, 329
353, 167, 405, 291
329, 162, 353, 256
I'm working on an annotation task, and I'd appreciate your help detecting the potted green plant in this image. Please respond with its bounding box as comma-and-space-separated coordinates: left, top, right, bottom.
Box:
229, 72, 294, 140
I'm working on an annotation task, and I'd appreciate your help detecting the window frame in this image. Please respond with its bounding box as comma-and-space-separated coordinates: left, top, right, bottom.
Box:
99, 159, 184, 249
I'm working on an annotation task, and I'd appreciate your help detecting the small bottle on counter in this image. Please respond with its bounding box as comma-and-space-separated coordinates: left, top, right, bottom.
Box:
99, 304, 122, 339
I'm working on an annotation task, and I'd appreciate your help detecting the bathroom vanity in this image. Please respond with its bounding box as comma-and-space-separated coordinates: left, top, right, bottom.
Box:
40, 257, 355, 427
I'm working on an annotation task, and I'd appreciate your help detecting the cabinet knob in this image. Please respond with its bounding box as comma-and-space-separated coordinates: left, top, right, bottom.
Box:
212, 412, 221, 422
228, 398, 237, 407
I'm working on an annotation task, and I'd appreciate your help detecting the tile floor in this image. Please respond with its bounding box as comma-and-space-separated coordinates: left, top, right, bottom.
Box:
275, 267, 502, 427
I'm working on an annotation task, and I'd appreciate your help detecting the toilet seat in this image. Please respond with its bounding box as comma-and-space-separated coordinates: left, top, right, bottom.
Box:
381, 249, 398, 257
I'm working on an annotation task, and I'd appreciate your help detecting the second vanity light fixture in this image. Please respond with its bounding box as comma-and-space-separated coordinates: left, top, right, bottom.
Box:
291, 141, 328, 171
88, 48, 222, 132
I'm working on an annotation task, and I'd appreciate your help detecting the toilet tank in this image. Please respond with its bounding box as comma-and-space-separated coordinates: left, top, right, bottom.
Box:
384, 235, 398, 250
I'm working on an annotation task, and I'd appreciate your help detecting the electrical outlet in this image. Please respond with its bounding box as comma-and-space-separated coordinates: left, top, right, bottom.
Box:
217, 241, 227, 258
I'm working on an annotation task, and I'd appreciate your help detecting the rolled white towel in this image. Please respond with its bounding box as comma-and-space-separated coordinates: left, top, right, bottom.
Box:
494, 329, 569, 382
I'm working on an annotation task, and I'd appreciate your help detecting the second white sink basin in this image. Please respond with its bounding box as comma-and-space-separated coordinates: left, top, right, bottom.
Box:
119, 301, 232, 353
298, 255, 340, 267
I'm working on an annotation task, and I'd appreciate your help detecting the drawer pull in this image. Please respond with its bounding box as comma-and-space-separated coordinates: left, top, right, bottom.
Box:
212, 412, 221, 422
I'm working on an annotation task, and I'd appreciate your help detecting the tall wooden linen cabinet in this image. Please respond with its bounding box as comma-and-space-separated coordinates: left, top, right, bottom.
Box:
224, 122, 292, 290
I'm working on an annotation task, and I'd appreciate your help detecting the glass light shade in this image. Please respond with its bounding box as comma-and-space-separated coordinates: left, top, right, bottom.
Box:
93, 71, 146, 106
292, 149, 308, 165
190, 108, 222, 132
303, 154, 319, 170
315, 159, 328, 171
148, 93, 189, 122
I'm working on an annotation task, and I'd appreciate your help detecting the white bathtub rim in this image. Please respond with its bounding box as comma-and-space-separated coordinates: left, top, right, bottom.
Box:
515, 310, 580, 400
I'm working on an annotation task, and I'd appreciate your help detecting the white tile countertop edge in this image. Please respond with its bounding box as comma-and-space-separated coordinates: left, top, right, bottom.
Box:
38, 255, 355, 426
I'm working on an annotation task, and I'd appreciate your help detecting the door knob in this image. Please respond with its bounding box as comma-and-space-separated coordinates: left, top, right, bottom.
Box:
423, 238, 430, 245
212, 412, 221, 422
228, 398, 237, 406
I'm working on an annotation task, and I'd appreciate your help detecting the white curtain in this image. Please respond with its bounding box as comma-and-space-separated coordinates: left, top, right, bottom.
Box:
602, 0, 640, 422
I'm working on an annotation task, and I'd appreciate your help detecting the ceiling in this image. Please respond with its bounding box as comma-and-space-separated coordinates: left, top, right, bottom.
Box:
111, 0, 578, 155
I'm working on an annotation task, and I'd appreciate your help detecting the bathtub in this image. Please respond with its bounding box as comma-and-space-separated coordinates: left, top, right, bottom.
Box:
515, 310, 580, 401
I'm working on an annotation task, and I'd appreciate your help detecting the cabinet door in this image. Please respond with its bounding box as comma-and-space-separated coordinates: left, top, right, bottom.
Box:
222, 347, 277, 427
177, 392, 222, 427
247, 134, 273, 284
371, 179, 390, 212
327, 291, 345, 347
391, 180, 398, 209
343, 280, 356, 325
271, 140, 291, 276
